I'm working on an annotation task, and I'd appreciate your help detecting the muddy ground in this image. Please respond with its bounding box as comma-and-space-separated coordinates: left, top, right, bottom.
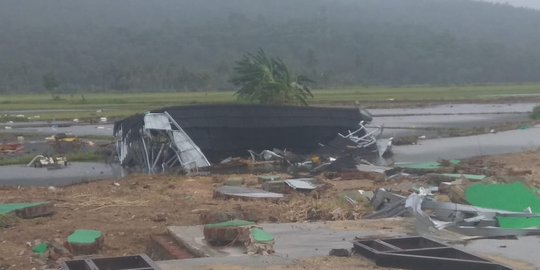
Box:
0, 173, 387, 269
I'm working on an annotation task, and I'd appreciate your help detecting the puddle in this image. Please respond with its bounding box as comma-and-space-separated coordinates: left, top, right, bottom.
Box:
1, 124, 114, 137
0, 162, 124, 187
392, 126, 540, 163
369, 103, 537, 116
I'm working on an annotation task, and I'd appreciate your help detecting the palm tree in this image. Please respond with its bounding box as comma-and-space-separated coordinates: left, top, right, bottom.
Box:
230, 49, 313, 106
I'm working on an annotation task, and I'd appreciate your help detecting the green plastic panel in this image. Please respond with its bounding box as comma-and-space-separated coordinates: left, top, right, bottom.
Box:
67, 230, 102, 245
466, 182, 540, 228
250, 228, 274, 243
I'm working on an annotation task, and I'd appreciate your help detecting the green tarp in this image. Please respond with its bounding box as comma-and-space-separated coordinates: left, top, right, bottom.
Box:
465, 182, 540, 229
0, 202, 48, 215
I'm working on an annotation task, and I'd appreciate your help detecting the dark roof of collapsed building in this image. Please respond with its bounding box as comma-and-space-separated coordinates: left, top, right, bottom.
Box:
114, 104, 368, 161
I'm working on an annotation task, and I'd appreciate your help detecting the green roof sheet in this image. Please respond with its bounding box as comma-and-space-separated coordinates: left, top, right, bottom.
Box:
466, 182, 540, 229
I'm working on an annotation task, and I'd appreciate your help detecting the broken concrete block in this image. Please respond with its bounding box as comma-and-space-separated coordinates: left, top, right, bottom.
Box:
203, 220, 255, 245
15, 202, 54, 219
0, 202, 53, 218
199, 208, 258, 224
224, 177, 245, 186
66, 230, 103, 255
329, 248, 350, 257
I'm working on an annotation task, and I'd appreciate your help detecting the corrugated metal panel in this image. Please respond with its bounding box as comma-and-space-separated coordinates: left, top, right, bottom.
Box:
144, 113, 172, 130
172, 131, 210, 169
284, 179, 318, 190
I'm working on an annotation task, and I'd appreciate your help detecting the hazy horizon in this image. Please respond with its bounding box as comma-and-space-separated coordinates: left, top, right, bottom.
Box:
482, 0, 540, 9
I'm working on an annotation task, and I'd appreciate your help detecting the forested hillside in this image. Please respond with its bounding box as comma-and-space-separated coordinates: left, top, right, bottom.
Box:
1, 0, 540, 92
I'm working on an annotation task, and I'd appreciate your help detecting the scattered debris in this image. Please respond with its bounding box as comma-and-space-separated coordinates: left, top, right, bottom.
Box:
27, 155, 68, 168
364, 189, 409, 219
406, 191, 540, 238
353, 236, 512, 270
0, 143, 24, 154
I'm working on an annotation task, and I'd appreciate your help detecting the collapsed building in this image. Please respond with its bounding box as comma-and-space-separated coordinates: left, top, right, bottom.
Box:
113, 104, 381, 173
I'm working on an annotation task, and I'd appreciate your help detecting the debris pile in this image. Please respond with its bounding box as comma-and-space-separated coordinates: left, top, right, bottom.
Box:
359, 158, 540, 240
27, 154, 69, 168
113, 105, 384, 174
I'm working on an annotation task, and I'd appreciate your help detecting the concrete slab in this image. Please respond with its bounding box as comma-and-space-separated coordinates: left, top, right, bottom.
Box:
167, 225, 245, 257
157, 256, 293, 270
161, 221, 539, 270
163, 222, 400, 269
458, 236, 540, 268
0, 162, 124, 187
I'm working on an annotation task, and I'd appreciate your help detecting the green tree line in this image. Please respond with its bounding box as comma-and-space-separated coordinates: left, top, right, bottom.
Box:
1, 0, 540, 93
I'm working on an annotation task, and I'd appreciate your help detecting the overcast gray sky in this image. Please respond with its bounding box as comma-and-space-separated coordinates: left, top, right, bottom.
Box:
482, 0, 540, 9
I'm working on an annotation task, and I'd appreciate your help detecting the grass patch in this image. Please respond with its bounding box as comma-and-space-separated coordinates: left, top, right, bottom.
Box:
0, 151, 104, 166
2, 84, 540, 121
